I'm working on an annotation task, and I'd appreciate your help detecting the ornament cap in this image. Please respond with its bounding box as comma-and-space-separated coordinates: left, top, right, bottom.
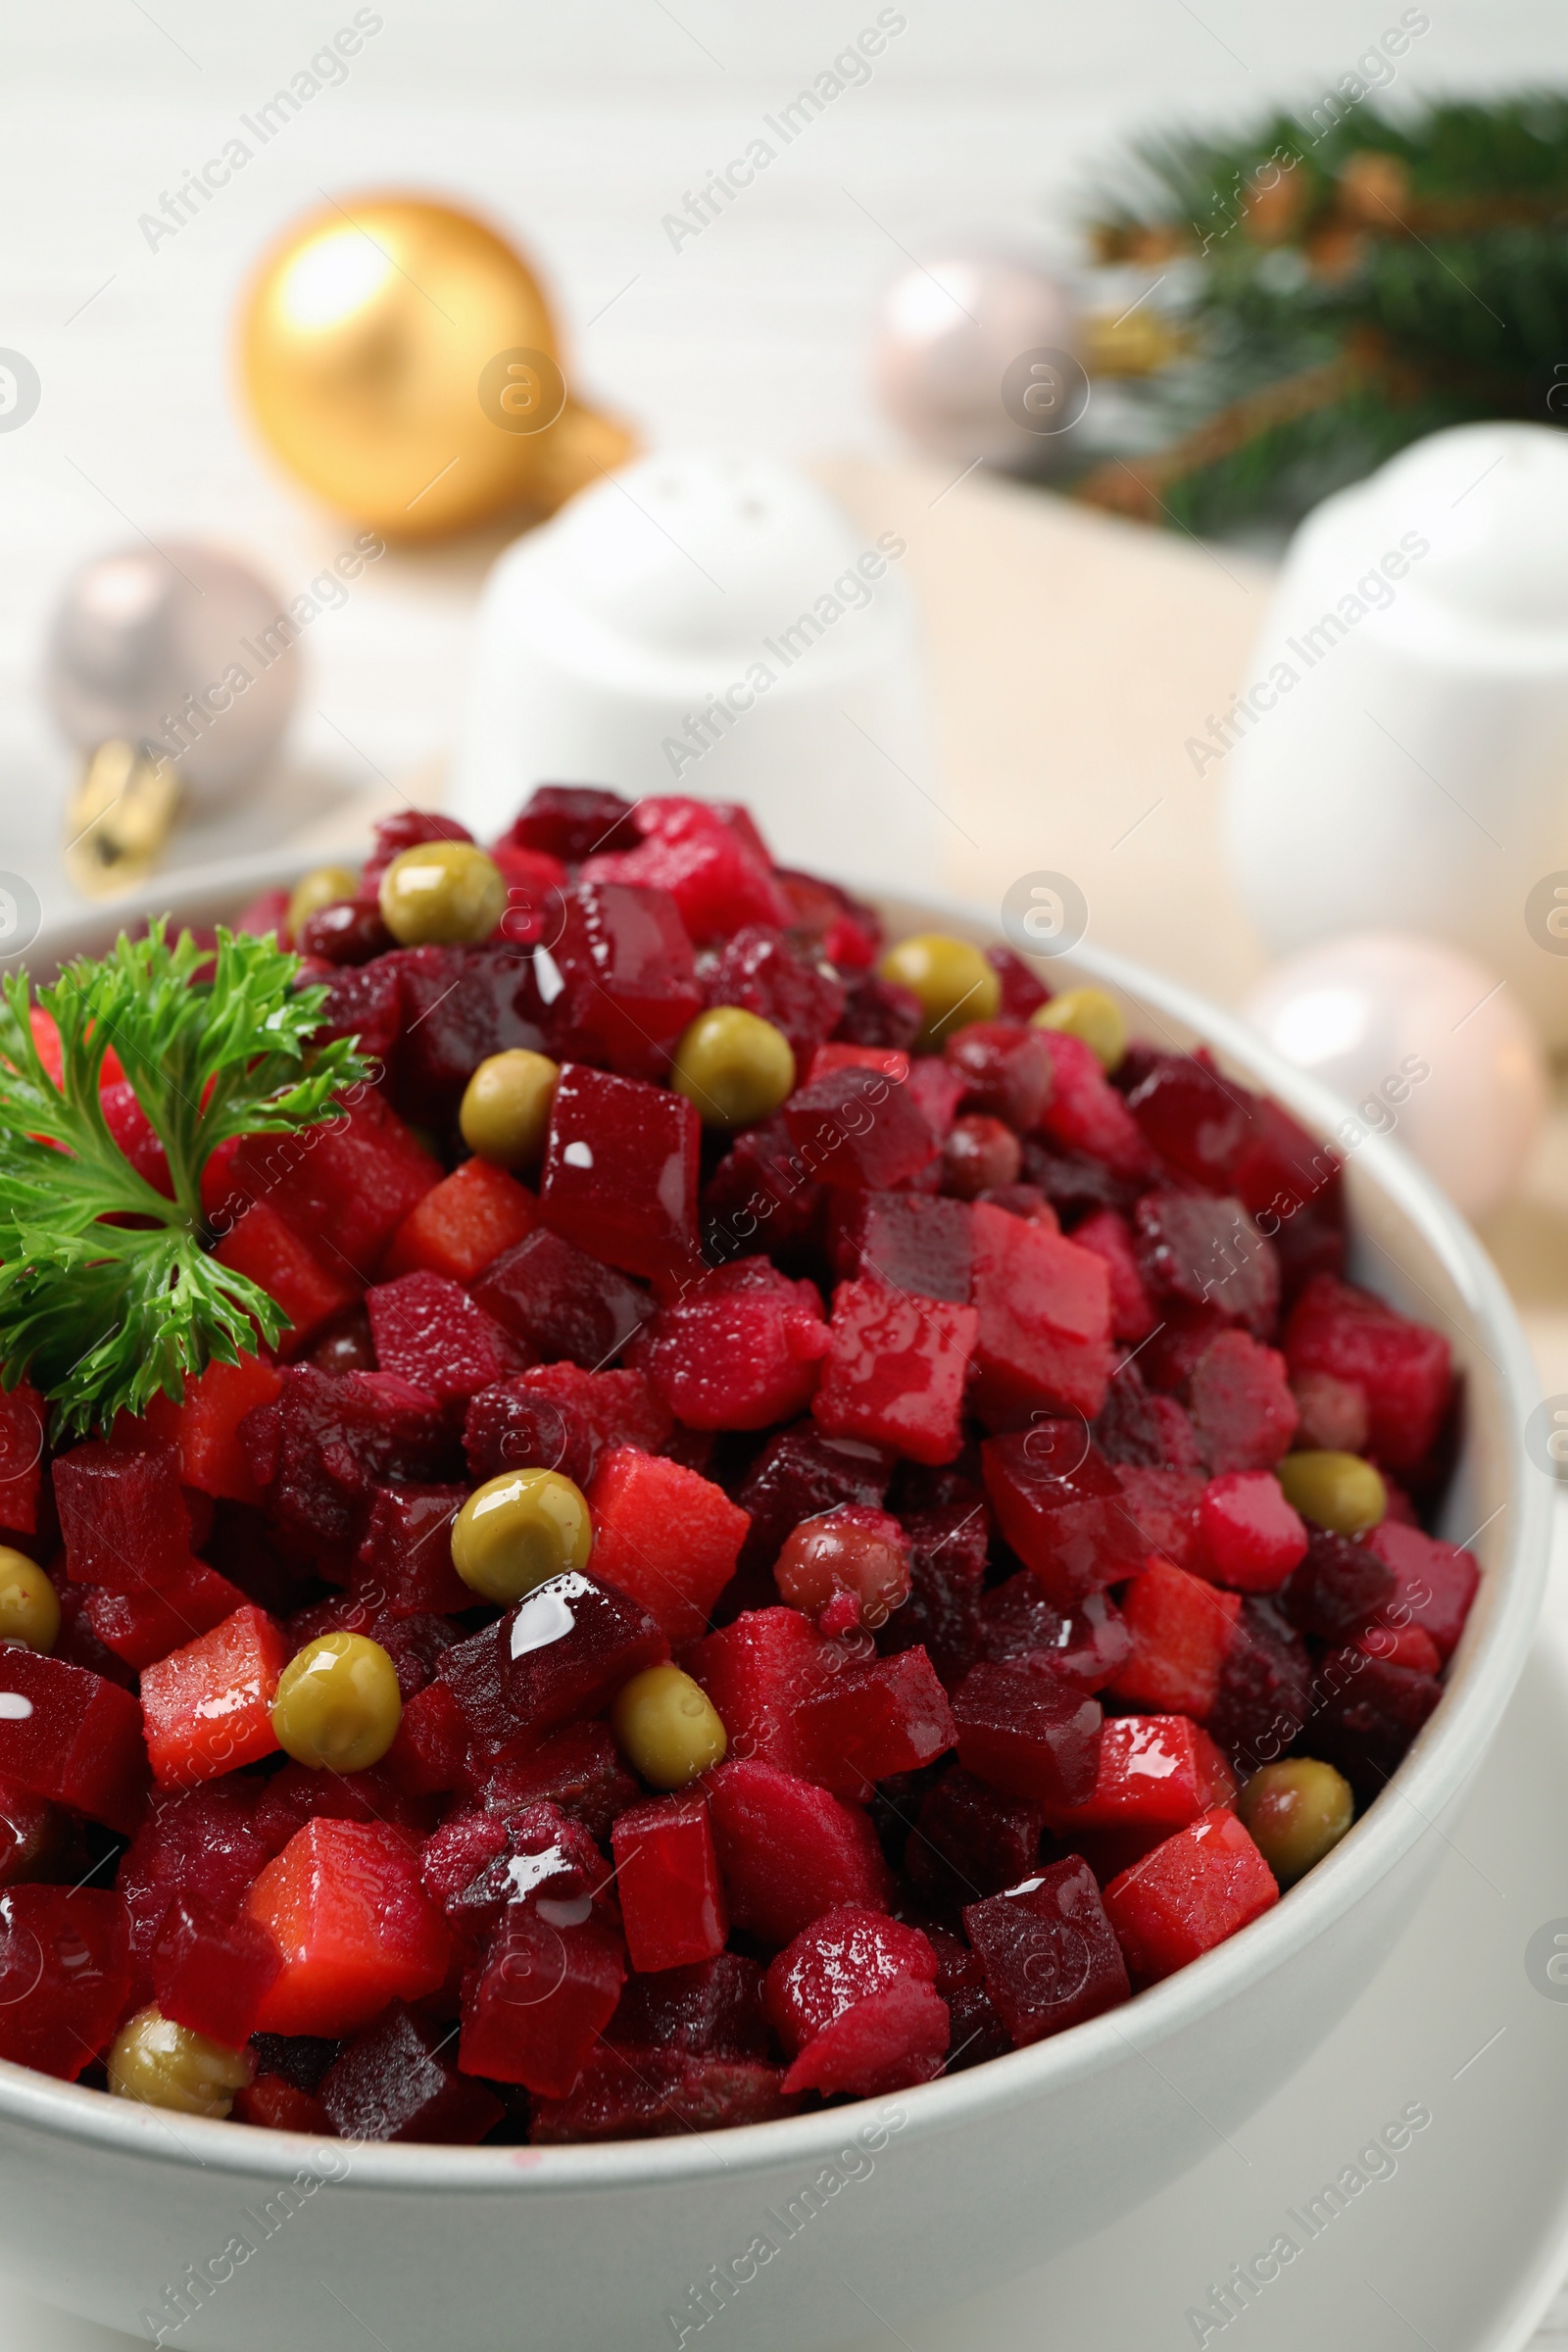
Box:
63, 741, 180, 900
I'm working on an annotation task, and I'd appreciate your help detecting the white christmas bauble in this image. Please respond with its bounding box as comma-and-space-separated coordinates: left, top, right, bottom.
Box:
1243, 931, 1546, 1223
871, 249, 1086, 471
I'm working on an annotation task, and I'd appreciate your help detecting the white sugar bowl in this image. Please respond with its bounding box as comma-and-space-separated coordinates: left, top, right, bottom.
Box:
1224, 422, 1568, 1046
450, 450, 938, 890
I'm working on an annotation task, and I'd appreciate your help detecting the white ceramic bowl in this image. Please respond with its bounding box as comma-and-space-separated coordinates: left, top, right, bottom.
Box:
0, 865, 1547, 2352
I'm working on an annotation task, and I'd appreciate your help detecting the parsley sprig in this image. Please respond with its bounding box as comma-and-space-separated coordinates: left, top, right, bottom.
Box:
0, 923, 368, 1437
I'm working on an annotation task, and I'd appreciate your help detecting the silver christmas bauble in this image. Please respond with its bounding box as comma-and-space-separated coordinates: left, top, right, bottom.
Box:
871, 248, 1087, 473
45, 542, 300, 802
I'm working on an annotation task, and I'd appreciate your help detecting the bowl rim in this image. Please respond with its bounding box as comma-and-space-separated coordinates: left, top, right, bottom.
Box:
0, 860, 1548, 2193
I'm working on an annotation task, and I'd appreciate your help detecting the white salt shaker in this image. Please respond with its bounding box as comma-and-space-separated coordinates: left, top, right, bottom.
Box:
1223, 422, 1568, 1045
449, 450, 938, 891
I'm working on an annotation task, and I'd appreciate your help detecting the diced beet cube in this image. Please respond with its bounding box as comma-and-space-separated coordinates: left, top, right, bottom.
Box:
311, 953, 404, 1070
0, 1381, 43, 1533
247, 1817, 453, 2035
1206, 1597, 1313, 1776
1035, 1030, 1154, 1177
1193, 1471, 1308, 1593
1041, 1714, 1236, 1839
502, 783, 640, 861
687, 1606, 833, 1778
529, 881, 703, 1080
0, 1887, 129, 2079
240, 1365, 450, 1551
1071, 1208, 1158, 1343
230, 1087, 441, 1282
968, 1201, 1112, 1423
793, 1647, 956, 1798
384, 1156, 540, 1284
460, 1907, 627, 2095
782, 1063, 937, 1192
388, 944, 548, 1123
763, 1906, 948, 2094
953, 1661, 1102, 1807
702, 923, 846, 1063
254, 1758, 434, 1857
609, 1951, 769, 2058
905, 1769, 1044, 1915
976, 1574, 1132, 1693
963, 1856, 1130, 2044
828, 1192, 973, 1302
1364, 1521, 1479, 1660
582, 797, 789, 944
734, 1424, 894, 1585
417, 1807, 512, 1918
464, 1382, 597, 1490
1188, 1331, 1298, 1472
833, 967, 920, 1048
84, 1555, 252, 1670
1309, 1647, 1443, 1798
519, 1362, 671, 1455
586, 1448, 750, 1642
1358, 1621, 1443, 1673
472, 1226, 652, 1369
214, 1200, 361, 1356
528, 2044, 793, 2140
1283, 1275, 1452, 1473
945, 1019, 1054, 1130
321, 2002, 505, 2144
1232, 1093, 1342, 1220
121, 1783, 272, 1965
928, 1926, 1011, 2068
1094, 1362, 1204, 1473
55, 1431, 191, 1593
141, 1354, 283, 1507
151, 1892, 281, 2047
635, 1258, 829, 1431
881, 1499, 990, 1689
1142, 1303, 1232, 1395
983, 943, 1049, 1020
365, 1271, 518, 1408
1111, 1557, 1242, 1719
702, 1119, 828, 1274
1279, 1530, 1395, 1643
0, 1649, 149, 1834
443, 1801, 612, 1948
540, 1063, 701, 1283
353, 1483, 471, 1618
476, 1723, 637, 1839
705, 1759, 892, 1944
297, 899, 393, 965
1112, 1465, 1203, 1569
1104, 1807, 1278, 1984
981, 1427, 1145, 1605
812, 1277, 977, 1467
612, 1795, 727, 1972
1134, 1192, 1279, 1337
140, 1606, 289, 1789
502, 1570, 669, 1729
907, 1056, 970, 1144
1124, 1051, 1257, 1189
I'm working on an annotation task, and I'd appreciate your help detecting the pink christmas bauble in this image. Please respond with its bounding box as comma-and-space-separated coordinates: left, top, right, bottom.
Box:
1243, 931, 1546, 1223
871, 249, 1085, 470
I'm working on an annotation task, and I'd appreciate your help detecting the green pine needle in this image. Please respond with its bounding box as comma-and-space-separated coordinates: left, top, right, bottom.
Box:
0, 923, 368, 1438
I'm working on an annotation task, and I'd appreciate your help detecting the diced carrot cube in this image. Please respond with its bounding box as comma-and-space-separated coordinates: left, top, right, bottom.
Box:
139, 1605, 289, 1788
586, 1446, 750, 1642
142, 1352, 283, 1504
246, 1817, 452, 2036
214, 1200, 360, 1355
1103, 1807, 1278, 1984
1111, 1556, 1242, 1719
384, 1157, 541, 1283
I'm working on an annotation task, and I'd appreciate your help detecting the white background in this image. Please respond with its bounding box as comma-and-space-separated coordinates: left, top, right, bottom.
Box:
1, 0, 1564, 872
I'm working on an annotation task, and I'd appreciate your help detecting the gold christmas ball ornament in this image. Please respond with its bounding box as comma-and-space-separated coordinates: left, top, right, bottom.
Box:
237, 194, 637, 540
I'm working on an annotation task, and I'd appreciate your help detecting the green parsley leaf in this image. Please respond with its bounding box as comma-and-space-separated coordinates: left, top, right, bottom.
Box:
0, 922, 369, 1438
